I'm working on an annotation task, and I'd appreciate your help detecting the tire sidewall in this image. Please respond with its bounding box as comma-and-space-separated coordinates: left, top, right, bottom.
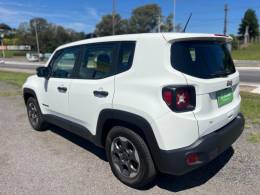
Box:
26, 97, 45, 131
106, 126, 155, 188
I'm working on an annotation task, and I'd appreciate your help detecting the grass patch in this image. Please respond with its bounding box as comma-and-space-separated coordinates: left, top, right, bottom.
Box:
232, 43, 260, 60
247, 132, 260, 143
240, 91, 260, 124
0, 71, 31, 87
0, 50, 26, 58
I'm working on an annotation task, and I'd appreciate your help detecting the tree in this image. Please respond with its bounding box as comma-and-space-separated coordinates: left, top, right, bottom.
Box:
238, 9, 259, 40
0, 23, 11, 31
161, 14, 173, 32
95, 14, 128, 36
16, 18, 85, 53
129, 4, 161, 33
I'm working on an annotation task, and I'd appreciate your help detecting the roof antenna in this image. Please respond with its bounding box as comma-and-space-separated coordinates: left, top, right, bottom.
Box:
183, 13, 192, 32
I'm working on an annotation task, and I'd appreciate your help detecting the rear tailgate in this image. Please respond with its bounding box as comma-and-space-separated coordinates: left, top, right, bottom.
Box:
185, 72, 241, 136
167, 34, 241, 137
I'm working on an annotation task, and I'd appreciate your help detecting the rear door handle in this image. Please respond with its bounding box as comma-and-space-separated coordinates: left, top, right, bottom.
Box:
57, 86, 67, 93
93, 90, 108, 98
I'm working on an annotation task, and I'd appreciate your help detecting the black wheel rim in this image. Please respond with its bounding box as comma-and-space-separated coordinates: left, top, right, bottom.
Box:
28, 102, 39, 126
111, 136, 140, 178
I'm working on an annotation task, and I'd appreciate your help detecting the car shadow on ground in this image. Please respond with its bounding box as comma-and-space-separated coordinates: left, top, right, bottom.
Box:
153, 147, 234, 192
48, 125, 234, 192
49, 125, 107, 161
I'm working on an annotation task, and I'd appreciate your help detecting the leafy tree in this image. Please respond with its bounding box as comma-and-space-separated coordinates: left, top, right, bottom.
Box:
0, 23, 11, 31
16, 18, 85, 53
129, 4, 161, 33
161, 14, 173, 32
238, 9, 259, 40
95, 14, 128, 36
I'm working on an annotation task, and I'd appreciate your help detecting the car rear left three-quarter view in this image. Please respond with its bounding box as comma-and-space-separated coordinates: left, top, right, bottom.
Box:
23, 33, 245, 188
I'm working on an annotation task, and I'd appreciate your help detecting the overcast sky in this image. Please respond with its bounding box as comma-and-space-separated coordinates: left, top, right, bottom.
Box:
0, 0, 259, 34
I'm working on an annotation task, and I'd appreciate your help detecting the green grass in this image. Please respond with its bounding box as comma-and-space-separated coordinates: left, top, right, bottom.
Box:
0, 50, 27, 58
0, 71, 31, 88
247, 132, 260, 143
240, 91, 260, 124
232, 43, 260, 60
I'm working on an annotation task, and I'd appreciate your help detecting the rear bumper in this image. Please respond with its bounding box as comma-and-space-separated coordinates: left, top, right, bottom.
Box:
155, 113, 245, 175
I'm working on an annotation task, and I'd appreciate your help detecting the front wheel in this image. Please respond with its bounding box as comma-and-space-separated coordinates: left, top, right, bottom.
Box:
26, 97, 48, 131
105, 126, 156, 188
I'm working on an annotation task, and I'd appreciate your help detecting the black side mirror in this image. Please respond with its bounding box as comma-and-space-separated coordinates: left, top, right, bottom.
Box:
36, 67, 50, 79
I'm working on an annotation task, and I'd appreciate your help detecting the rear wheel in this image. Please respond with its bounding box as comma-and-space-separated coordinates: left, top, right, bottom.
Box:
26, 97, 48, 131
106, 126, 156, 188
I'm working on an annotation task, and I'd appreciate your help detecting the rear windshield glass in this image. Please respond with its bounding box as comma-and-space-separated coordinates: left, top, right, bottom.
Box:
171, 41, 235, 79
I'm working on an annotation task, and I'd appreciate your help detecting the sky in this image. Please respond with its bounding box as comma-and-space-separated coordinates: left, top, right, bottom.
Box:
0, 0, 259, 35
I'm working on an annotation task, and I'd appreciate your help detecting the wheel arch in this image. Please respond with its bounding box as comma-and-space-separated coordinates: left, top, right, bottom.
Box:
23, 88, 37, 104
96, 109, 161, 167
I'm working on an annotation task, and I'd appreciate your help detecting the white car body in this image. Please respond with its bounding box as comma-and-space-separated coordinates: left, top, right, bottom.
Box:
23, 33, 244, 176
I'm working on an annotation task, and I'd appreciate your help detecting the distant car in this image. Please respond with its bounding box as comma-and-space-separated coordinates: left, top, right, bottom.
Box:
0, 58, 4, 64
26, 52, 44, 62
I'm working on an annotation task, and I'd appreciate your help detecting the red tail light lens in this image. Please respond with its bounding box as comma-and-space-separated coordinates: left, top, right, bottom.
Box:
162, 90, 173, 106
186, 153, 199, 165
162, 86, 196, 112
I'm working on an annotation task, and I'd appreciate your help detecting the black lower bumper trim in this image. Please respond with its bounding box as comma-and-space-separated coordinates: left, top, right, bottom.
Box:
156, 113, 245, 175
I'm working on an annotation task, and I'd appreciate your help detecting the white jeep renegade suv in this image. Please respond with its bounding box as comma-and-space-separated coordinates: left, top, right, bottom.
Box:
23, 33, 245, 188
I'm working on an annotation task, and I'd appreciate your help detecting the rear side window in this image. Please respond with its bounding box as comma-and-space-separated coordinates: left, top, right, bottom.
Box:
171, 41, 235, 79
78, 43, 116, 79
118, 42, 136, 73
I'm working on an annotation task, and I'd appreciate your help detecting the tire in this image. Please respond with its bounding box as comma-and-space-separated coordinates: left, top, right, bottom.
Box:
105, 126, 156, 188
26, 97, 48, 131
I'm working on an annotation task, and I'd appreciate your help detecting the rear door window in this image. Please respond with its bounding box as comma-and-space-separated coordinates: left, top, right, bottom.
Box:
78, 43, 116, 79
171, 41, 235, 79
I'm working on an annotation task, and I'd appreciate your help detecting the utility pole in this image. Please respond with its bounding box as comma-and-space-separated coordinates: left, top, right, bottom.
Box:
158, 15, 161, 32
0, 33, 5, 59
112, 0, 116, 35
34, 20, 40, 57
224, 4, 228, 35
173, 0, 176, 32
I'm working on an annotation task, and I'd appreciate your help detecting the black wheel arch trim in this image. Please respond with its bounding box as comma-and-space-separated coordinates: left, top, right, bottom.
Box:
96, 109, 162, 167
23, 88, 38, 104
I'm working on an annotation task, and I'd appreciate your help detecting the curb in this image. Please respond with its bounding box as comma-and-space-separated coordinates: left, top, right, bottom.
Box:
4, 61, 45, 66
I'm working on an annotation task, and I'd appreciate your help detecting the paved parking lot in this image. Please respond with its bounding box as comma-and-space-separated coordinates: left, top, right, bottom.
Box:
0, 81, 260, 195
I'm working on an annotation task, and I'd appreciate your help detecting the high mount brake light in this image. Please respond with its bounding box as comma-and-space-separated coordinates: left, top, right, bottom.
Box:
162, 86, 196, 112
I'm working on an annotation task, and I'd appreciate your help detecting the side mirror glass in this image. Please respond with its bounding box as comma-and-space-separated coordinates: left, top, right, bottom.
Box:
36, 67, 50, 78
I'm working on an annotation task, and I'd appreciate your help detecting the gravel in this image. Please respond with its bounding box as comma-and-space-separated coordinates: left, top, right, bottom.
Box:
0, 81, 259, 195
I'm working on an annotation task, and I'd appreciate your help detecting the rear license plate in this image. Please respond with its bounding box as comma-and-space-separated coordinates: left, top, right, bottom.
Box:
216, 88, 233, 107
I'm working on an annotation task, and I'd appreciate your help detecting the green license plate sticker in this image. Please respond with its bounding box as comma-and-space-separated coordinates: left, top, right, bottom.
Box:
216, 88, 233, 107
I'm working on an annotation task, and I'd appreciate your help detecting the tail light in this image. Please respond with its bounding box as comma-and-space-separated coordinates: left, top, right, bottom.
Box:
186, 153, 200, 165
162, 85, 196, 112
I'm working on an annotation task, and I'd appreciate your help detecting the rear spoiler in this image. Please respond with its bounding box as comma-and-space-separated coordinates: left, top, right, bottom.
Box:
161, 33, 233, 43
